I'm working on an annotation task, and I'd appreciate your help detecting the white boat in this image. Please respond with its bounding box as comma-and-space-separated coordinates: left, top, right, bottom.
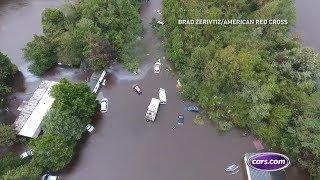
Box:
225, 164, 239, 172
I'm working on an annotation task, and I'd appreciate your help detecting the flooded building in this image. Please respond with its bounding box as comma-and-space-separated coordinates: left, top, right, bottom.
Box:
13, 81, 58, 138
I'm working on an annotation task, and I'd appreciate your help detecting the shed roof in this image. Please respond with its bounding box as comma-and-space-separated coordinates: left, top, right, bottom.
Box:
14, 81, 57, 138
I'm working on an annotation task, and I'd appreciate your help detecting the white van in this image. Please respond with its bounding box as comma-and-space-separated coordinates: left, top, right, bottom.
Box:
159, 88, 167, 104
100, 98, 108, 113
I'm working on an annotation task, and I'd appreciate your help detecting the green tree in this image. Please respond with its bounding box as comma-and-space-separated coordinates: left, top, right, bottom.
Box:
288, 118, 320, 177
1, 164, 42, 180
42, 8, 66, 37
51, 79, 98, 121
23, 35, 57, 76
28, 135, 75, 171
43, 108, 87, 140
0, 153, 29, 176
0, 52, 17, 106
0, 125, 16, 147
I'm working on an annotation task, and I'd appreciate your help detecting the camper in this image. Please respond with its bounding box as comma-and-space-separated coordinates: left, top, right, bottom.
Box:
159, 88, 167, 104
145, 98, 160, 122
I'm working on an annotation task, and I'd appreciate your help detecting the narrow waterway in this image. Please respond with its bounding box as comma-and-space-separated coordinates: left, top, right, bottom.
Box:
295, 0, 320, 51
0, 0, 316, 179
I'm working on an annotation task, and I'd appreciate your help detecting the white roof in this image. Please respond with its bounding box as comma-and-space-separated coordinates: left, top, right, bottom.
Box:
14, 81, 58, 138
149, 98, 160, 111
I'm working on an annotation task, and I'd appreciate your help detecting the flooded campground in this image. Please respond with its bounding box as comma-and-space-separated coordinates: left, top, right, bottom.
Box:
0, 0, 316, 179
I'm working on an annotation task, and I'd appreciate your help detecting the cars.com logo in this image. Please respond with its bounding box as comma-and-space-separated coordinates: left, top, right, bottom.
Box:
248, 152, 290, 171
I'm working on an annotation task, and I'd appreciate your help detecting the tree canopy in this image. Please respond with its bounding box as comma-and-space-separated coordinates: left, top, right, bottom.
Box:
0, 124, 16, 147
163, 0, 320, 177
1, 164, 42, 180
0, 52, 17, 106
42, 108, 87, 140
24, 0, 143, 75
28, 135, 75, 171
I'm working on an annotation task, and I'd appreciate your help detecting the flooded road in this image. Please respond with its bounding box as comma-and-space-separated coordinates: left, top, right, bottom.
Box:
0, 0, 315, 179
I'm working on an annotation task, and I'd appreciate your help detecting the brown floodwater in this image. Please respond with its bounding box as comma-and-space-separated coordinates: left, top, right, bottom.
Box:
0, 0, 90, 124
295, 0, 320, 51
0, 0, 314, 179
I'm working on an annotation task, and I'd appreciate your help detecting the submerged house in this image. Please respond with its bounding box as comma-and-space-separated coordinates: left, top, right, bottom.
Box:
14, 81, 57, 138
244, 153, 287, 180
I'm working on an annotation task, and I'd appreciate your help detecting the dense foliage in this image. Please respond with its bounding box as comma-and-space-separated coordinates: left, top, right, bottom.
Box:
1, 164, 42, 180
0, 52, 17, 106
23, 35, 57, 76
29, 135, 75, 171
24, 0, 143, 75
43, 79, 98, 140
0, 124, 16, 147
43, 109, 86, 140
27, 79, 97, 173
0, 153, 29, 177
163, 0, 320, 177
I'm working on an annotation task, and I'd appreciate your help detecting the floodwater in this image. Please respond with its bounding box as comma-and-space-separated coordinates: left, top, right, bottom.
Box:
0, 0, 314, 179
295, 0, 320, 51
0, 0, 90, 124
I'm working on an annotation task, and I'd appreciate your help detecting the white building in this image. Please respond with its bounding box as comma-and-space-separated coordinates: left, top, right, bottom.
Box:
14, 81, 58, 138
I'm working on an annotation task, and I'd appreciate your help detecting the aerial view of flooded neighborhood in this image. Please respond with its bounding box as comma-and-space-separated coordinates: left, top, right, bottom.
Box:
0, 0, 319, 179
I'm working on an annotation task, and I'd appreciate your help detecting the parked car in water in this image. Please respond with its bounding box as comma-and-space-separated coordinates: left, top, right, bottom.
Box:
132, 84, 142, 95
41, 174, 59, 180
177, 114, 184, 125
86, 124, 95, 133
20, 150, 33, 159
187, 105, 199, 113
159, 88, 167, 104
100, 98, 109, 113
154, 62, 161, 73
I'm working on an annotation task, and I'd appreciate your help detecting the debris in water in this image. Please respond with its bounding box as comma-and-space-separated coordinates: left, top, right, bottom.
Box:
225, 164, 238, 172
229, 170, 239, 175
193, 115, 205, 126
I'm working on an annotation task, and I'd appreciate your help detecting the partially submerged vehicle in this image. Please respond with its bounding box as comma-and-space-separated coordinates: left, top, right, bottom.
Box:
225, 164, 239, 172
41, 174, 59, 180
132, 84, 142, 95
145, 98, 160, 122
177, 114, 184, 125
20, 150, 32, 159
187, 105, 199, 113
86, 124, 95, 133
159, 88, 167, 104
157, 21, 164, 25
101, 79, 106, 86
154, 62, 161, 73
100, 98, 108, 113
